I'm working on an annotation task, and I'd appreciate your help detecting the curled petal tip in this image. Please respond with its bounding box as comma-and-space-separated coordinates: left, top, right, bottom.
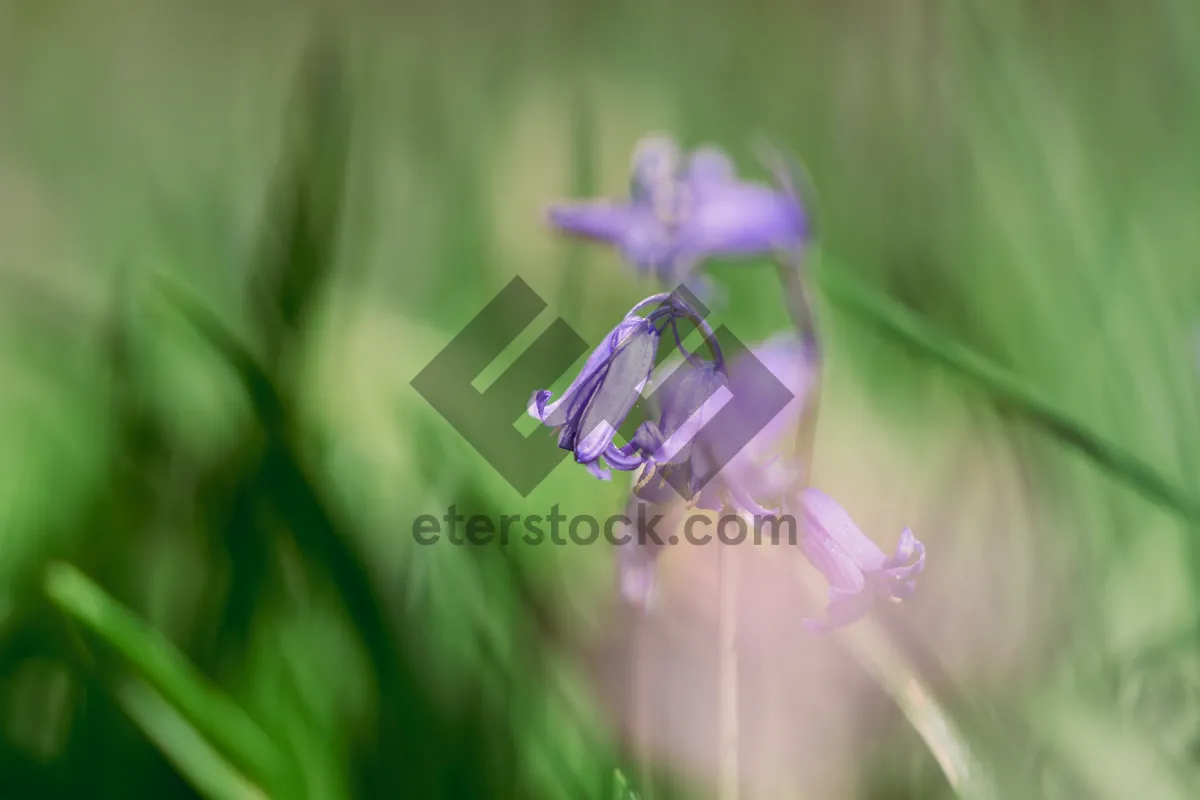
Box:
889, 528, 926, 575
527, 389, 553, 421
586, 461, 613, 481
574, 420, 618, 465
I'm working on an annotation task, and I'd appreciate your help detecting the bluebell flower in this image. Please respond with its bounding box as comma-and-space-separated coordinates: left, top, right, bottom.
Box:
625, 357, 731, 510
602, 358, 727, 613
546, 134, 809, 287
625, 332, 817, 515
700, 333, 817, 511
528, 292, 722, 479
790, 488, 926, 630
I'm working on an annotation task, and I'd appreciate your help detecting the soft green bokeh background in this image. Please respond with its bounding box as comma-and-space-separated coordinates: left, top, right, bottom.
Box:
3, 1, 1200, 797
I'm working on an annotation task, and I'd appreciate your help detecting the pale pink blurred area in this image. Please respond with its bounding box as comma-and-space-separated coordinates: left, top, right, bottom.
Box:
587, 367, 1077, 797
598, 539, 869, 799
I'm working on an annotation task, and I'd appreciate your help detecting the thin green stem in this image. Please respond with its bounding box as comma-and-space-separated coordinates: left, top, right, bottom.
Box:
776, 253, 823, 482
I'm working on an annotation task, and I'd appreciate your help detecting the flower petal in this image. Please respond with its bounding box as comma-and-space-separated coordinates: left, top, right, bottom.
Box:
710, 333, 812, 467
803, 588, 874, 631
529, 316, 645, 428
685, 146, 737, 192
800, 488, 889, 573
891, 527, 921, 563
546, 201, 647, 244
649, 362, 731, 465
598, 441, 646, 472
574, 324, 658, 463
800, 528, 868, 596
586, 461, 613, 481
727, 482, 778, 517
680, 182, 806, 258
884, 529, 926, 581
630, 134, 684, 206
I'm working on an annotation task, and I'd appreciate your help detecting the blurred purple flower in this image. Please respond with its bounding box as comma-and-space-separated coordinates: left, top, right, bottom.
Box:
624, 332, 817, 515
546, 134, 808, 286
708, 332, 818, 509
614, 497, 667, 610
790, 488, 925, 630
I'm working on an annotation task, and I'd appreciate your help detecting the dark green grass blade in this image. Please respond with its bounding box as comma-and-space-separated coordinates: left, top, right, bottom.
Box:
251, 32, 352, 363
154, 273, 455, 796
44, 562, 294, 799
817, 258, 1200, 524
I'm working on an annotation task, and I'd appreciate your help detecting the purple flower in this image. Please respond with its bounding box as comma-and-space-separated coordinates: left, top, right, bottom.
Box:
626, 333, 817, 514
604, 359, 727, 613
790, 488, 925, 630
528, 292, 722, 479
546, 135, 808, 286
704, 333, 818, 510
608, 338, 826, 614
626, 358, 732, 509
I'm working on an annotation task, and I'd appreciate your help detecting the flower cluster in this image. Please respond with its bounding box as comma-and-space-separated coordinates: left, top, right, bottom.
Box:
531, 133, 925, 629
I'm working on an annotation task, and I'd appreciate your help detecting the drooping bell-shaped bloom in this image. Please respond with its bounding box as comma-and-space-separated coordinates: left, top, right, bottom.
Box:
528, 315, 657, 479
625, 357, 732, 509
546, 134, 808, 287
609, 335, 826, 614
528, 291, 721, 479
624, 332, 817, 515
790, 488, 925, 630
701, 332, 818, 511
606, 358, 727, 613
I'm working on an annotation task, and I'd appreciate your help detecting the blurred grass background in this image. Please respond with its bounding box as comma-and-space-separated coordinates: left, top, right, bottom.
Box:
3, 0, 1200, 797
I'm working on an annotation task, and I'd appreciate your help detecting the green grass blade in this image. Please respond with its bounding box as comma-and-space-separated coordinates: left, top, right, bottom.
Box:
816, 259, 1200, 523
154, 271, 426, 796
838, 614, 999, 800
43, 562, 296, 799
612, 768, 644, 800
252, 32, 351, 359
771, 554, 1005, 800
155, 274, 286, 428
115, 678, 270, 800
